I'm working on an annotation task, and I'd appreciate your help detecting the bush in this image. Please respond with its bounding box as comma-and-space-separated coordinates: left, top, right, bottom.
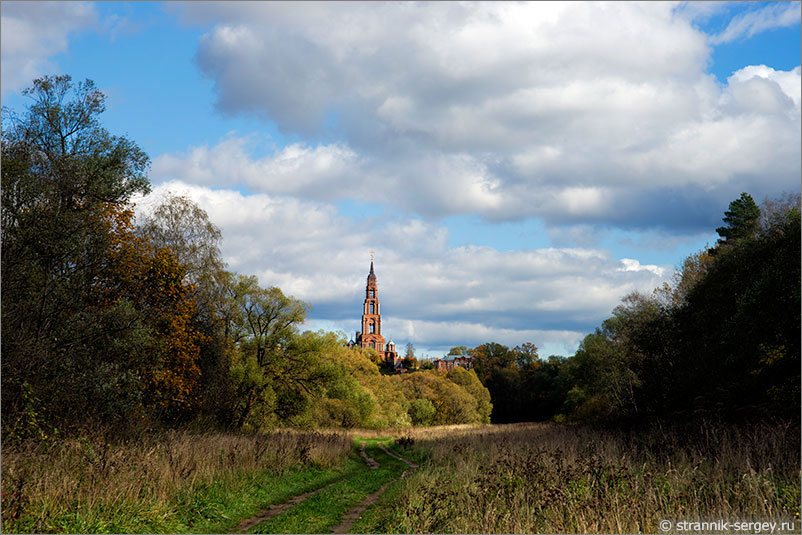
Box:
407, 399, 436, 426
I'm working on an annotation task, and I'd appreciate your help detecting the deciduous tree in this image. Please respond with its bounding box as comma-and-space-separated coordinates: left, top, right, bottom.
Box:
220, 274, 324, 428
99, 206, 204, 421
2, 75, 150, 435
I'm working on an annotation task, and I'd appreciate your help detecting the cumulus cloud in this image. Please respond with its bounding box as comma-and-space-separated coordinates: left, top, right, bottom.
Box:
151, 136, 514, 217
162, 1, 800, 231
709, 2, 801, 45
618, 258, 667, 277
728, 64, 802, 110
1, 1, 97, 94
152, 136, 363, 199
134, 181, 672, 356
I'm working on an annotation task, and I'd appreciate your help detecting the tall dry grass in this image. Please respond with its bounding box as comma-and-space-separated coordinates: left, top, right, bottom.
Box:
1, 428, 351, 533
382, 420, 801, 533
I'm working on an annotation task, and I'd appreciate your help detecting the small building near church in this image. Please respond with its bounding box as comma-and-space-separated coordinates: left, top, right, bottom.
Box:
433, 355, 472, 372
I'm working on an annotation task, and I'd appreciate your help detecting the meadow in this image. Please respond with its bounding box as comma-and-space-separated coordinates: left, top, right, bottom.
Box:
2, 420, 798, 534
1, 428, 353, 533
357, 420, 801, 534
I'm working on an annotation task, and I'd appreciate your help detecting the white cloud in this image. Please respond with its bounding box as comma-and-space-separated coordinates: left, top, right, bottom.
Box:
553, 187, 609, 217
133, 181, 673, 356
151, 136, 513, 216
164, 1, 799, 231
1, 1, 97, 94
618, 258, 667, 277
152, 136, 362, 199
709, 2, 801, 45
729, 64, 802, 110
626, 111, 800, 189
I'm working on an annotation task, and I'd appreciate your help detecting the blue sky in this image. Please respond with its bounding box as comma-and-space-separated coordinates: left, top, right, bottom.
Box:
2, 1, 800, 358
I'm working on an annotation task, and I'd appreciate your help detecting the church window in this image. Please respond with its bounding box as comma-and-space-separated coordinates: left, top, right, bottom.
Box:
370, 322, 375, 334
370, 342, 375, 349
370, 290, 375, 298
370, 303, 375, 314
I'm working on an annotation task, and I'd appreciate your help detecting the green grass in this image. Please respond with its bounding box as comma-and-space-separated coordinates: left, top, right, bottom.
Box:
348, 422, 802, 534
2, 431, 424, 534
6, 423, 797, 534
175, 461, 362, 534
348, 474, 411, 534
342, 438, 431, 534
2, 430, 354, 534
247, 440, 411, 534
12, 462, 360, 534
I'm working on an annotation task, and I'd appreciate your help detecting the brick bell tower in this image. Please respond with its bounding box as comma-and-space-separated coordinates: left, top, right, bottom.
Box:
356, 254, 385, 353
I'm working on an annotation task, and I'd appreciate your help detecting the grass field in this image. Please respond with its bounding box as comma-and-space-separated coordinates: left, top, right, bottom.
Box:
0, 429, 353, 533
2, 420, 799, 534
359, 421, 801, 534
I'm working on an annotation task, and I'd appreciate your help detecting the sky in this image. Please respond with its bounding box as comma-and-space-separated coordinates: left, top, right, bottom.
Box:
2, 1, 800, 358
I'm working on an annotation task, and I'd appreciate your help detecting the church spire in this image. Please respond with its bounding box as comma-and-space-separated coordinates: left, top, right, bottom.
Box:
369, 250, 375, 278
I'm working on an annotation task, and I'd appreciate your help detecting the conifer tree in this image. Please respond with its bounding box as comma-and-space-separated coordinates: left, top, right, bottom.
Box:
715, 192, 760, 246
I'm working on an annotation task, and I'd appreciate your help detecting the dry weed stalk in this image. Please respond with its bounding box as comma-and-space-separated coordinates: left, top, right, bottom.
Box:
0, 428, 351, 532
382, 421, 800, 533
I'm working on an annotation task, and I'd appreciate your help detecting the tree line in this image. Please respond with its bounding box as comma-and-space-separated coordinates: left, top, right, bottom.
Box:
3, 75, 797, 440
452, 191, 800, 424
1, 75, 491, 443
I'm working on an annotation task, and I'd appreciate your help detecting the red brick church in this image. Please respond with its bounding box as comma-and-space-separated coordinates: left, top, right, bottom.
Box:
350, 258, 404, 370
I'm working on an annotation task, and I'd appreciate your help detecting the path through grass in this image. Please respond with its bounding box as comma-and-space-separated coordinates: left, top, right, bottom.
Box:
240, 437, 420, 534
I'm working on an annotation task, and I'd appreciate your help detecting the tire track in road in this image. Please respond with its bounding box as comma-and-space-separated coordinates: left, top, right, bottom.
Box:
360, 441, 380, 469
234, 479, 343, 533
330, 442, 419, 534
377, 442, 418, 468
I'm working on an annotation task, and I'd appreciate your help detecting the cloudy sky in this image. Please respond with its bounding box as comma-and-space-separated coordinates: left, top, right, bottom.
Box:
2, 1, 800, 358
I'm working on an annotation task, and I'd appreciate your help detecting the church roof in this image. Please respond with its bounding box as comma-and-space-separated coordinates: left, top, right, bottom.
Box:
368, 260, 376, 280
